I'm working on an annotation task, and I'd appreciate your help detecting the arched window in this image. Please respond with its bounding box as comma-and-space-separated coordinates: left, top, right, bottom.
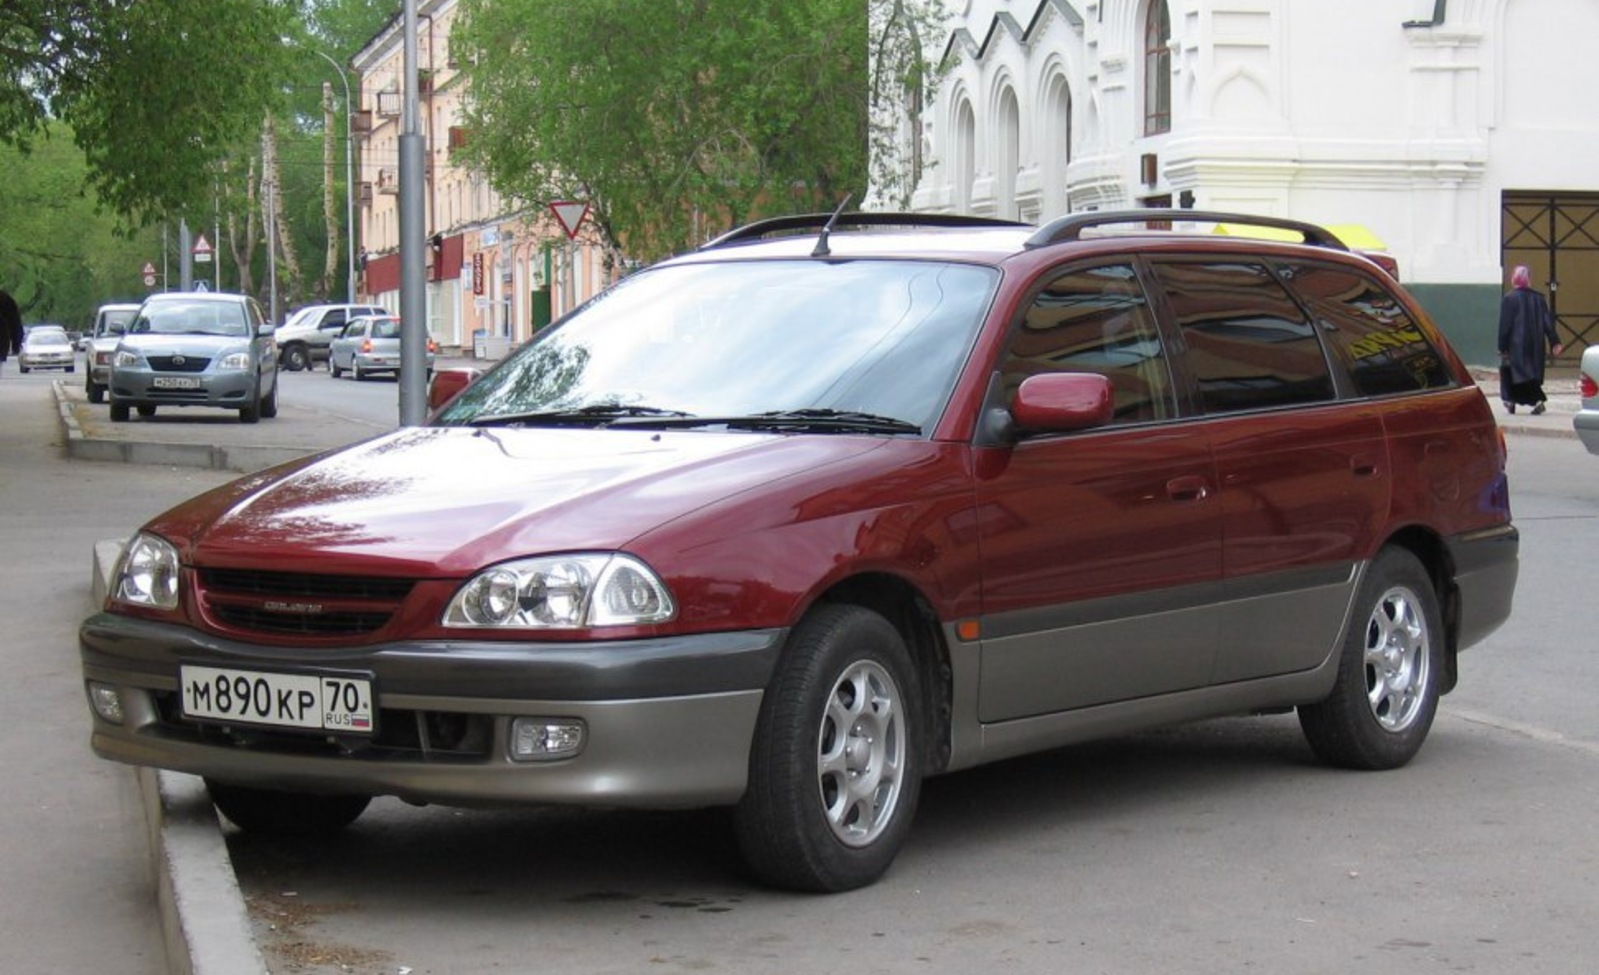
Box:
998, 87, 1019, 219
955, 98, 976, 212
1144, 1, 1172, 135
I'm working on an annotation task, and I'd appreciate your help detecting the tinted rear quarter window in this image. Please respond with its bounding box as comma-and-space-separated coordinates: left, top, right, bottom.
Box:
1149, 260, 1334, 413
1279, 262, 1454, 396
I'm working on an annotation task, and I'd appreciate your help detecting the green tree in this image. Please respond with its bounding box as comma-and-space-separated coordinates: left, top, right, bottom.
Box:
3, 0, 299, 226
0, 123, 162, 327
455, 0, 881, 264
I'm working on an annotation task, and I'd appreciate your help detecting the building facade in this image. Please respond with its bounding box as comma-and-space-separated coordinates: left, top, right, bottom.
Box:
350, 0, 611, 355
908, 0, 1599, 364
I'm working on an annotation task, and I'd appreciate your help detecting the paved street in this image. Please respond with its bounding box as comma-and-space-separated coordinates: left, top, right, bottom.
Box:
4, 358, 1596, 974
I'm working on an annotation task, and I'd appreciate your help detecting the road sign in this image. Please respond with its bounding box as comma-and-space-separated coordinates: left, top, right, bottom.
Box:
193, 233, 213, 264
194, 280, 209, 292
549, 201, 589, 240
143, 274, 156, 287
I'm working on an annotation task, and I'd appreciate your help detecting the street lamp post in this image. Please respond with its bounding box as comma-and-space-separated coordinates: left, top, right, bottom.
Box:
313, 49, 358, 304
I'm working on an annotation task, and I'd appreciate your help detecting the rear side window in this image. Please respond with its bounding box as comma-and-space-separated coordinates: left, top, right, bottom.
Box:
1149, 260, 1334, 413
1279, 263, 1454, 396
1004, 263, 1174, 424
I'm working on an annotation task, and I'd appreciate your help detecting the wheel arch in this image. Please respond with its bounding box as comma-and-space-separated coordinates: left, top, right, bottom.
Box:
811, 572, 954, 776
1377, 525, 1461, 694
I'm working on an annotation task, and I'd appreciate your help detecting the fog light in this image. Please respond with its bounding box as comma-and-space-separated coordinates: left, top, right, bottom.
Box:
509, 718, 585, 761
88, 682, 125, 724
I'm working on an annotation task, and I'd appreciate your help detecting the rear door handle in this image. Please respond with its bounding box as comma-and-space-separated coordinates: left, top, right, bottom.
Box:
1350, 453, 1380, 477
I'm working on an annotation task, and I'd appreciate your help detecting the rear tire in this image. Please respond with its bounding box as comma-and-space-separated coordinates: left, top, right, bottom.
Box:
87, 382, 104, 404
205, 779, 370, 837
1298, 548, 1442, 770
260, 382, 278, 418
734, 604, 923, 892
136, 404, 156, 418
109, 402, 129, 422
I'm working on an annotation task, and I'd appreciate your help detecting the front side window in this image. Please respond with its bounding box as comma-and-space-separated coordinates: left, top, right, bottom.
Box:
1281, 262, 1454, 396
1149, 260, 1334, 413
436, 259, 1000, 434
1144, 1, 1172, 135
1002, 263, 1173, 424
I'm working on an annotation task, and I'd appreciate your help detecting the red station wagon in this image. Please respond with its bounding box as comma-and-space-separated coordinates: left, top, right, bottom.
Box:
81, 210, 1519, 891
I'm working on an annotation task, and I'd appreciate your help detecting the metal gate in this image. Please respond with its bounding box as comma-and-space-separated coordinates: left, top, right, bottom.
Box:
1502, 192, 1599, 363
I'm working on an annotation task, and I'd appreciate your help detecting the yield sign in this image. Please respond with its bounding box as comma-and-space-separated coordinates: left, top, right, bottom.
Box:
549, 201, 589, 240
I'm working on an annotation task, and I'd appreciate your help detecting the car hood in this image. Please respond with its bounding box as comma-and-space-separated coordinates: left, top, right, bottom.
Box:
157, 427, 889, 576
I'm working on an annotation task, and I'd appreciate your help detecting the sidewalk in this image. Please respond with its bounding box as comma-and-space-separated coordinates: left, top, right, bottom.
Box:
1467, 366, 1582, 442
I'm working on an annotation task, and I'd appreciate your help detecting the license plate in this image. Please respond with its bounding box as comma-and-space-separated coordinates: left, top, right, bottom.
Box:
153, 376, 202, 389
180, 665, 374, 734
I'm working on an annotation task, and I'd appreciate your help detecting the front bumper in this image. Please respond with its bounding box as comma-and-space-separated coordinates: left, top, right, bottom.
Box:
80, 613, 784, 808
110, 369, 259, 408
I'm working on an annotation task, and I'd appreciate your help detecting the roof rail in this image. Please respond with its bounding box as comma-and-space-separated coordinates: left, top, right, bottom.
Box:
1025, 210, 1349, 251
702, 212, 1030, 251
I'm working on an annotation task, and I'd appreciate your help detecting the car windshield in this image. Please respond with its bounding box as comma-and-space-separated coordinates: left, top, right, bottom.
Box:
434, 259, 999, 434
132, 301, 248, 337
26, 326, 69, 345
99, 310, 136, 335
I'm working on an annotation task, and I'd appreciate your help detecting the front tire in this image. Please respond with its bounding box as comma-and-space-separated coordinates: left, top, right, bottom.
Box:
1298, 548, 1443, 770
735, 604, 923, 892
281, 344, 310, 372
205, 779, 370, 837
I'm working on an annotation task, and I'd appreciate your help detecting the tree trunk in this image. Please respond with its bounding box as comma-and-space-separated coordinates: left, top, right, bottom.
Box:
261, 113, 302, 304
225, 155, 258, 298
321, 81, 339, 298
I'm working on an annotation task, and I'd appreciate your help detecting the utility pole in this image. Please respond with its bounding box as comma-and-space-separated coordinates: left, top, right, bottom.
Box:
398, 0, 428, 425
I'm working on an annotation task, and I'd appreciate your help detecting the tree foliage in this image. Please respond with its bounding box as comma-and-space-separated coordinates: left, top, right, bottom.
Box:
2, 0, 300, 227
0, 124, 163, 326
455, 0, 877, 263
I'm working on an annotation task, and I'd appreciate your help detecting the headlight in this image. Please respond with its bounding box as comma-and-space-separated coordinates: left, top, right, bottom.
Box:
114, 533, 181, 610
218, 351, 252, 370
443, 554, 675, 629
113, 349, 143, 368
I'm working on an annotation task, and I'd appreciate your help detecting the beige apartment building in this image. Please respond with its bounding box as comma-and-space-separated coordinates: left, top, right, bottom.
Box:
350, 0, 611, 355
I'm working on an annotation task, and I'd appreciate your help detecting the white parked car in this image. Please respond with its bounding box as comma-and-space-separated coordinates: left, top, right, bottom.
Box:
1576, 344, 1599, 454
84, 302, 141, 403
19, 325, 76, 373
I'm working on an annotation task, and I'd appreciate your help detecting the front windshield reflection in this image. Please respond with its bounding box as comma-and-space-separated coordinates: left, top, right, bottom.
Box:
437, 260, 997, 432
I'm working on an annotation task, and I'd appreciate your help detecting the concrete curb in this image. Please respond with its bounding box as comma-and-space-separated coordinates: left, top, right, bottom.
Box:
92, 539, 267, 975
55, 381, 319, 473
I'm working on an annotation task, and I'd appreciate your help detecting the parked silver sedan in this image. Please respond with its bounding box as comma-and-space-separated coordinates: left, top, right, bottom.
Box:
329, 314, 436, 380
1577, 343, 1599, 454
19, 325, 76, 373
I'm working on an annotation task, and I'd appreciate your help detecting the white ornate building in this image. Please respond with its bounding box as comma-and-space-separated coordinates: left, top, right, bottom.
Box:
902, 0, 1599, 363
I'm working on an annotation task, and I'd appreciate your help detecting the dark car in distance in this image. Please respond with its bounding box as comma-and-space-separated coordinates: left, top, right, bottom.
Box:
81, 210, 1518, 892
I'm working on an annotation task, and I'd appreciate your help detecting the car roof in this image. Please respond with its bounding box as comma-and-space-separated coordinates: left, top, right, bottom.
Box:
140, 291, 251, 305
97, 302, 142, 311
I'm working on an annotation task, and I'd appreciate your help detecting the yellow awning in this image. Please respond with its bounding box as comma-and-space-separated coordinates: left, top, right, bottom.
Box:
1211, 222, 1302, 242
1326, 224, 1387, 251
1210, 221, 1388, 251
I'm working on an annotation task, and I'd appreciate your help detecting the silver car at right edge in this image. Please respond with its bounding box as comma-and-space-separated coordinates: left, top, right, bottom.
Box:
1577, 344, 1599, 454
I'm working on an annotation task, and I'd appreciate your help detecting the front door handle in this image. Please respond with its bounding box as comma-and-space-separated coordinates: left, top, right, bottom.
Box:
1166, 475, 1210, 503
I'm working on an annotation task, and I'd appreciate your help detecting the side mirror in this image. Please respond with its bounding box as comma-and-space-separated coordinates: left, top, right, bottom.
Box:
428, 366, 484, 411
1010, 373, 1115, 434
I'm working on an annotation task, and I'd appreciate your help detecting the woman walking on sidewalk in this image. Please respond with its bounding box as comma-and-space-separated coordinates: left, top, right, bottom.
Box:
1498, 265, 1563, 414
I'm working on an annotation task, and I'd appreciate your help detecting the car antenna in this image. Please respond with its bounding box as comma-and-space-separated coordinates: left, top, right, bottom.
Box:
812, 194, 853, 258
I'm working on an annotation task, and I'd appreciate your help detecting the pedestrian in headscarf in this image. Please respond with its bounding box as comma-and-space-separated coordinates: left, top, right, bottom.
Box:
0, 289, 24, 374
1498, 265, 1563, 414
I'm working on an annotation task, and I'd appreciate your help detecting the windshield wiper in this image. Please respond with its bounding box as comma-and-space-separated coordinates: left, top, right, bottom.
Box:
467, 405, 692, 428
609, 408, 922, 435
